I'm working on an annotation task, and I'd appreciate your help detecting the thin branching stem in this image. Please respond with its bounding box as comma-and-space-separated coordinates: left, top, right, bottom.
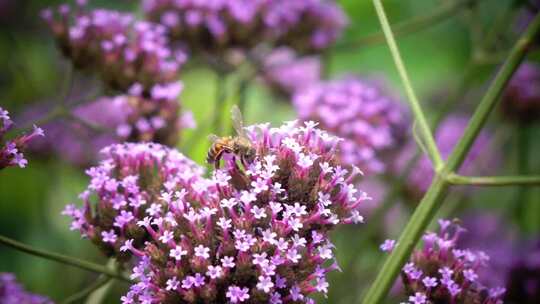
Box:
514, 123, 532, 218
0, 235, 131, 283
372, 0, 444, 170
61, 276, 112, 304
334, 0, 477, 51
446, 173, 540, 186
212, 72, 228, 135
362, 7, 540, 304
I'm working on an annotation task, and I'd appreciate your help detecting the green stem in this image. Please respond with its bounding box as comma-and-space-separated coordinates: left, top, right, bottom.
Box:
237, 79, 250, 120
212, 72, 228, 135
61, 276, 112, 304
0, 235, 131, 282
362, 10, 540, 304
447, 173, 540, 186
15, 107, 67, 134
334, 0, 476, 51
515, 123, 532, 218
372, 0, 443, 170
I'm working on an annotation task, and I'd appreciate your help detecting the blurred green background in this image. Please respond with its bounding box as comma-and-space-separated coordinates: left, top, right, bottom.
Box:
1, 0, 539, 303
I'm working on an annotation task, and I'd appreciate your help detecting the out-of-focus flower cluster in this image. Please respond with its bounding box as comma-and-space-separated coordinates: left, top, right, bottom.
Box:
66, 121, 369, 303
502, 62, 540, 123
262, 48, 321, 97
114, 81, 194, 145
38, 2, 195, 162
505, 239, 540, 303
143, 0, 347, 54
24, 82, 193, 166
293, 76, 408, 174
0, 107, 44, 170
401, 219, 506, 304
459, 213, 517, 289
394, 115, 492, 200
41, 2, 186, 92
0, 273, 52, 304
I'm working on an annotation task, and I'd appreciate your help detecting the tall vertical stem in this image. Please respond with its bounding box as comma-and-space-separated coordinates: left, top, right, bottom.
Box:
372, 0, 443, 170
362, 6, 540, 303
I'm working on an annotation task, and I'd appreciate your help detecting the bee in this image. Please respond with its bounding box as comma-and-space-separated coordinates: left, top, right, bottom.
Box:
207, 105, 256, 168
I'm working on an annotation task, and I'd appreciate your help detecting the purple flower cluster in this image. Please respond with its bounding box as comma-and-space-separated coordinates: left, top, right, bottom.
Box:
262, 48, 321, 97
63, 142, 204, 262
501, 62, 540, 123
0, 273, 52, 304
25, 84, 193, 166
394, 115, 492, 199
113, 81, 193, 146
0, 107, 44, 170
292, 76, 408, 174
143, 0, 347, 54
401, 219, 506, 304
41, 2, 186, 91
66, 120, 369, 303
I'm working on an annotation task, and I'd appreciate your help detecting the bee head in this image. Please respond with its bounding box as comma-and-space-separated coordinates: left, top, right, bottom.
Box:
234, 138, 256, 164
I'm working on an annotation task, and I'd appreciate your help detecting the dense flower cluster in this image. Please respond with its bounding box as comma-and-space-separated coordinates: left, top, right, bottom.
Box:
0, 107, 44, 170
66, 120, 368, 303
63, 142, 204, 263
121, 121, 368, 303
292, 76, 408, 174
401, 219, 506, 304
41, 2, 185, 92
504, 239, 540, 303
394, 115, 492, 199
262, 48, 321, 97
143, 0, 347, 54
0, 273, 52, 304
501, 62, 540, 123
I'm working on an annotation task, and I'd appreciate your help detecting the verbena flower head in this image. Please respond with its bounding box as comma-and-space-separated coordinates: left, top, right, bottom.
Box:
116, 81, 194, 146
501, 62, 540, 123
505, 239, 540, 303
401, 219, 505, 304
292, 76, 408, 174
63, 142, 204, 263
41, 3, 185, 91
262, 48, 321, 97
394, 115, 492, 199
121, 121, 369, 303
0, 107, 44, 170
142, 0, 347, 54
25, 85, 193, 166
0, 273, 52, 304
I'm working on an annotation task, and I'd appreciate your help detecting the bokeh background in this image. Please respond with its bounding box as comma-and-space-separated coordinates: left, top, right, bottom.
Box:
1, 0, 539, 303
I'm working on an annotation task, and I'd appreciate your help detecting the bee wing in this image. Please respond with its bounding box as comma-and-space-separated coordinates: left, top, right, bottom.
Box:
208, 134, 220, 143
231, 105, 247, 138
